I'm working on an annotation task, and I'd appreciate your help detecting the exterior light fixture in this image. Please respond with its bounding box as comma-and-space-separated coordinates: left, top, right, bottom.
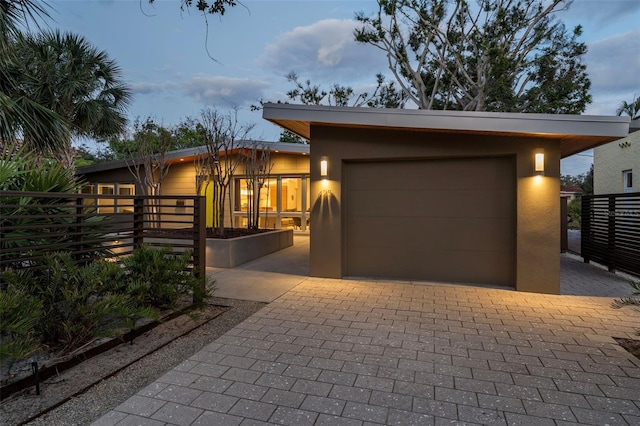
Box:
320, 159, 328, 177
534, 151, 544, 174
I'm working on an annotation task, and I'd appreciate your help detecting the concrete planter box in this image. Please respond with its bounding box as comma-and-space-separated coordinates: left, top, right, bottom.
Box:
206, 229, 293, 268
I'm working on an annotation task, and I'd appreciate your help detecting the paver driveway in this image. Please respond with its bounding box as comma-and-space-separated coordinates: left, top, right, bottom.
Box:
94, 277, 640, 426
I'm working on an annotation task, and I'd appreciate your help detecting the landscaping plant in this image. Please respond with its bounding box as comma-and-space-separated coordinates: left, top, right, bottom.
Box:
612, 280, 640, 333
0, 285, 42, 365
1, 253, 156, 354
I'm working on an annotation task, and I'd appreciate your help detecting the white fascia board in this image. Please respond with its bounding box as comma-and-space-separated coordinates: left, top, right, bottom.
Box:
261, 141, 310, 154
263, 103, 630, 138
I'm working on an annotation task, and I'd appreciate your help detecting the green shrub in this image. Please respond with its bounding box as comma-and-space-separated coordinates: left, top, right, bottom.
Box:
0, 245, 208, 360
567, 198, 582, 229
121, 245, 207, 310
2, 253, 157, 353
0, 285, 42, 364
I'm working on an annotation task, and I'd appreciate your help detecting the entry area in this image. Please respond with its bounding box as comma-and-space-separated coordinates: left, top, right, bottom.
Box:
344, 156, 516, 286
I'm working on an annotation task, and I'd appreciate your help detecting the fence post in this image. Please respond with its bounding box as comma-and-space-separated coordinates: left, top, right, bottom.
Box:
193, 196, 207, 302
133, 197, 144, 249
607, 195, 616, 273
560, 197, 568, 253
74, 197, 84, 259
581, 196, 590, 264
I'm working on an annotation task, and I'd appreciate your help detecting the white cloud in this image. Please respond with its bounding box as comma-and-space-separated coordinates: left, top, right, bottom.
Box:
259, 19, 386, 83
130, 82, 175, 95
182, 75, 269, 107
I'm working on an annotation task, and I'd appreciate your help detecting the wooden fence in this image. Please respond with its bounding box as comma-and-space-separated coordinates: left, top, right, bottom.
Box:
582, 192, 640, 276
0, 191, 206, 279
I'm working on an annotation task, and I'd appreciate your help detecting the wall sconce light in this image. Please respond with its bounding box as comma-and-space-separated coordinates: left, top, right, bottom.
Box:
320, 159, 328, 177
534, 151, 544, 174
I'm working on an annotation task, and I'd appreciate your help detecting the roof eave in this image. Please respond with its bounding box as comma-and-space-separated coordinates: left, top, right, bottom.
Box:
262, 103, 630, 158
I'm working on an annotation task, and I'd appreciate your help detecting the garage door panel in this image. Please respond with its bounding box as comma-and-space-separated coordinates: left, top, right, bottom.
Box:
347, 246, 514, 286
345, 157, 515, 287
347, 189, 514, 218
348, 216, 514, 252
347, 158, 514, 191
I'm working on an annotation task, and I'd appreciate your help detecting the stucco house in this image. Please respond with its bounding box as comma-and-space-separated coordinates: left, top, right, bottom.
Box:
593, 119, 640, 195
77, 106, 629, 294
262, 104, 629, 294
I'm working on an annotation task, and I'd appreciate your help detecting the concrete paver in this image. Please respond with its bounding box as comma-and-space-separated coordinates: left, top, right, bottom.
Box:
93, 235, 640, 425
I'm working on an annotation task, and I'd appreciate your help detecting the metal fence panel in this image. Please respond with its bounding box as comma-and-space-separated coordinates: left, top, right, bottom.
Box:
582, 192, 640, 276
0, 191, 205, 279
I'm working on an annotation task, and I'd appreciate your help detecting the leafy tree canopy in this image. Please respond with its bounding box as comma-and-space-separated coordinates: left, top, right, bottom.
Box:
355, 0, 591, 113
1, 0, 70, 150
11, 30, 132, 147
284, 71, 406, 109
149, 0, 237, 15
99, 116, 206, 162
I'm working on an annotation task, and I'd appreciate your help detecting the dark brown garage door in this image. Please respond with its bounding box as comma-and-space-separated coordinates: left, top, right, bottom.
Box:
345, 157, 515, 286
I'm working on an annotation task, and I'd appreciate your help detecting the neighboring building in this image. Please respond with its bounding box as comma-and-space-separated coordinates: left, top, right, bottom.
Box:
594, 121, 640, 195
76, 142, 311, 230
263, 104, 629, 294
560, 184, 583, 202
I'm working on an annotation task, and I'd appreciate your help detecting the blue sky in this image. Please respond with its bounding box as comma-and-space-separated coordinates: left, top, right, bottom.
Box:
47, 0, 640, 176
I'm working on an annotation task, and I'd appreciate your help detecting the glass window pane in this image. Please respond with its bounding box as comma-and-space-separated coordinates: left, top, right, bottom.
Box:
260, 178, 278, 211
118, 184, 135, 213
97, 184, 115, 213
281, 177, 302, 212
235, 178, 251, 211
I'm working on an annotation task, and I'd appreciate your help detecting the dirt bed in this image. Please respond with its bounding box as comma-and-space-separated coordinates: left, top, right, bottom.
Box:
1, 298, 266, 426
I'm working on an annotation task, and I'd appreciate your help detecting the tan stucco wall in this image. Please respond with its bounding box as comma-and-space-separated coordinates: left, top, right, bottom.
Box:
309, 125, 561, 294
594, 132, 640, 195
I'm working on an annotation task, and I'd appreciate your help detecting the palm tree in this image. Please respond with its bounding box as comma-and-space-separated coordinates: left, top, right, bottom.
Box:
10, 30, 132, 163
616, 95, 640, 120
1, 0, 69, 150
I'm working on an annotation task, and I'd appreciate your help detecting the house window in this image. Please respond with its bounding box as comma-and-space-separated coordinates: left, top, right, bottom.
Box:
117, 184, 135, 213
95, 183, 135, 213
623, 170, 632, 193
281, 177, 303, 212
232, 175, 310, 230
234, 178, 278, 212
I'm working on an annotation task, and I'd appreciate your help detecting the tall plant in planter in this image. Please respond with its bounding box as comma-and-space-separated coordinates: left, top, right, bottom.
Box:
198, 107, 254, 237
244, 142, 273, 230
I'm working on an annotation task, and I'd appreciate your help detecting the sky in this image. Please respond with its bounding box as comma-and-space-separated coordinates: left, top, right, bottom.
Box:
44, 0, 640, 176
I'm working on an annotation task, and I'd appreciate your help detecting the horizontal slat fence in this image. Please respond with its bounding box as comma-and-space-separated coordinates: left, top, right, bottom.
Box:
582, 192, 640, 276
0, 191, 205, 279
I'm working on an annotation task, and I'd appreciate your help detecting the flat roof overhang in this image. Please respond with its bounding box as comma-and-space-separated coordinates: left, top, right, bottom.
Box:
262, 103, 630, 158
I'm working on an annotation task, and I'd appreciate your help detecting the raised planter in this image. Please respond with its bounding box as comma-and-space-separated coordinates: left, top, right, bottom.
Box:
206, 229, 293, 268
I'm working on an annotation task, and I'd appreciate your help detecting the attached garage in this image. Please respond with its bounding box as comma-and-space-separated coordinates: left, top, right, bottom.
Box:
263, 103, 629, 294
344, 157, 515, 286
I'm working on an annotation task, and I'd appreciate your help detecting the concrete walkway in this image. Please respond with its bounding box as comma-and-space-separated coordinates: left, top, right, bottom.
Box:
93, 235, 640, 426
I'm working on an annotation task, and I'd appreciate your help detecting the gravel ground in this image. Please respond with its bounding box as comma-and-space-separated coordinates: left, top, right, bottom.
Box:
12, 297, 265, 426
